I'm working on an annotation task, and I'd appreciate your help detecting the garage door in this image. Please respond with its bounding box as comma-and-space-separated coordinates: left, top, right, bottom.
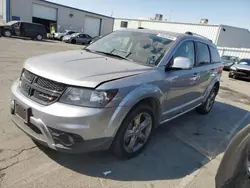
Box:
32, 3, 57, 21
84, 16, 101, 37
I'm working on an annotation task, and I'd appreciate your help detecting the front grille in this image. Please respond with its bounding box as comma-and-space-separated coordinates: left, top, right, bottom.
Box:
36, 77, 66, 92
19, 69, 67, 105
237, 69, 250, 76
23, 69, 35, 83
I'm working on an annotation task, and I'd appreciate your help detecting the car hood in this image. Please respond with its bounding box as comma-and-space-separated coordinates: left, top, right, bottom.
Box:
24, 50, 152, 88
232, 64, 250, 70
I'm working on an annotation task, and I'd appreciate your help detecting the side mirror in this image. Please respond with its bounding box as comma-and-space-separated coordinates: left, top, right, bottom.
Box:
171, 57, 192, 70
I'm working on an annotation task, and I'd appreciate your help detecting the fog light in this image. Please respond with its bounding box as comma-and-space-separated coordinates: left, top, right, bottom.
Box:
57, 133, 75, 147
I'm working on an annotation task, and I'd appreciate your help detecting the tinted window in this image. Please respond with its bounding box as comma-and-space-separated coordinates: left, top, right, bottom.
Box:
85, 34, 91, 38
196, 42, 210, 66
12, 22, 20, 28
67, 31, 75, 35
120, 21, 128, 28
239, 59, 250, 65
210, 46, 221, 63
173, 41, 195, 66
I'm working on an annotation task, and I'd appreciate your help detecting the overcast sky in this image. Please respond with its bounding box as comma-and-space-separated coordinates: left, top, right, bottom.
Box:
49, 0, 250, 30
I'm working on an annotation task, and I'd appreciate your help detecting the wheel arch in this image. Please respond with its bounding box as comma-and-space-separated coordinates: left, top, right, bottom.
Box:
107, 85, 164, 139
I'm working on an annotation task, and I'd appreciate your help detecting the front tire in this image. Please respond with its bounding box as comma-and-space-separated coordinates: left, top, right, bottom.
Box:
71, 39, 76, 44
229, 72, 233, 78
112, 104, 154, 159
196, 86, 217, 115
3, 29, 12, 37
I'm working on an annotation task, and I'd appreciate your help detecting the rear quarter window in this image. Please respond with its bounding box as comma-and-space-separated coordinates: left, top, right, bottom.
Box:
210, 46, 221, 63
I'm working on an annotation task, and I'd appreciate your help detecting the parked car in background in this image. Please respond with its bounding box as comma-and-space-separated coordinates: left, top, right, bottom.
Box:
221, 55, 239, 70
62, 33, 92, 44
229, 58, 250, 79
0, 21, 46, 40
10, 29, 222, 158
53, 30, 76, 40
216, 123, 250, 188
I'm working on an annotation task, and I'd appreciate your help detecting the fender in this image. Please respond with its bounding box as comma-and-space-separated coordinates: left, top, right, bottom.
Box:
107, 84, 164, 137
202, 74, 220, 102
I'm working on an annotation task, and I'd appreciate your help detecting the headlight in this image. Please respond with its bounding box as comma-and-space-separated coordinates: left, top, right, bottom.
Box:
59, 87, 118, 108
230, 66, 237, 71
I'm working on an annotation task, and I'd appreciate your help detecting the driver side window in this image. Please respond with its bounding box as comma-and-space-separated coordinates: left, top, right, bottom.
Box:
13, 22, 20, 28
173, 41, 195, 66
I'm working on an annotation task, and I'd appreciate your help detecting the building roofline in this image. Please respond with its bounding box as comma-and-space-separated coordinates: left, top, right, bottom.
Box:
220, 24, 250, 32
40, 0, 114, 19
115, 17, 220, 27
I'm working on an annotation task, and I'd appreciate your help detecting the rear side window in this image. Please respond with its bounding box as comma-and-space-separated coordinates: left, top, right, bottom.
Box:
196, 42, 210, 66
209, 46, 221, 63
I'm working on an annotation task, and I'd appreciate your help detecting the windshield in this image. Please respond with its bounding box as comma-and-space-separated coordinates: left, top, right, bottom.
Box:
221, 56, 238, 62
239, 59, 250, 65
71, 33, 80, 37
86, 30, 174, 66
6, 21, 18, 26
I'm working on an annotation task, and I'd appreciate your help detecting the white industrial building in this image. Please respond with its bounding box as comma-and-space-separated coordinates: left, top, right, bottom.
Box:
114, 18, 250, 48
0, 0, 114, 37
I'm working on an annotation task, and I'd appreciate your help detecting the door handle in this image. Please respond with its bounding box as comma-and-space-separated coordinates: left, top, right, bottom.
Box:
190, 73, 200, 81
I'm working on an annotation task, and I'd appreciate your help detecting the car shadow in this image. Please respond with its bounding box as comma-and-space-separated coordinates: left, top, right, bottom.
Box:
38, 101, 250, 181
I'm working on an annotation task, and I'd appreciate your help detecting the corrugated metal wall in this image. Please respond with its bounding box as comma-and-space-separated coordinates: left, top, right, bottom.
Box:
217, 25, 250, 48
218, 47, 250, 59
141, 21, 220, 43
114, 19, 220, 43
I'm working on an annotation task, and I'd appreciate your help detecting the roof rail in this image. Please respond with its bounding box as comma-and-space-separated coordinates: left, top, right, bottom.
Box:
185, 31, 212, 42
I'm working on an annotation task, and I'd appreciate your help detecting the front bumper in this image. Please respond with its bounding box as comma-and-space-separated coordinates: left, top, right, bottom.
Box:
230, 69, 250, 78
62, 38, 71, 43
10, 80, 121, 153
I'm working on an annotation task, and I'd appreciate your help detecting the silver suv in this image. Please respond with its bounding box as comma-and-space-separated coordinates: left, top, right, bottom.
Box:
11, 29, 222, 158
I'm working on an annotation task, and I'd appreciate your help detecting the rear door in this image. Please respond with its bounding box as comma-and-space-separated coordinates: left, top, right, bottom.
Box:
194, 42, 213, 97
22, 23, 33, 37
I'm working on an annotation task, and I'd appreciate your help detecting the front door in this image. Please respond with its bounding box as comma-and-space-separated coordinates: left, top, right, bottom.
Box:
12, 22, 21, 36
162, 40, 202, 120
78, 34, 87, 44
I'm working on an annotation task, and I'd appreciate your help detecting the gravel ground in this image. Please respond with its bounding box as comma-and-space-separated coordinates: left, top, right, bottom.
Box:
0, 37, 250, 188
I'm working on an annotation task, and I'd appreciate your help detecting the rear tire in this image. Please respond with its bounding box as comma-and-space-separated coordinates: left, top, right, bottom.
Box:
60, 36, 63, 41
36, 34, 43, 41
196, 86, 217, 115
111, 104, 154, 159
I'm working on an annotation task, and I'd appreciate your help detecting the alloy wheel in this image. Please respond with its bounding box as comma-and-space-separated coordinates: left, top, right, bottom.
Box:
206, 89, 216, 111
37, 35, 42, 41
4, 30, 11, 37
246, 154, 250, 176
123, 112, 152, 153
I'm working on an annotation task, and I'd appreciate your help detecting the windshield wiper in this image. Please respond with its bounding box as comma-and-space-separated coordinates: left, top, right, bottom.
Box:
94, 50, 133, 62
82, 48, 92, 52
